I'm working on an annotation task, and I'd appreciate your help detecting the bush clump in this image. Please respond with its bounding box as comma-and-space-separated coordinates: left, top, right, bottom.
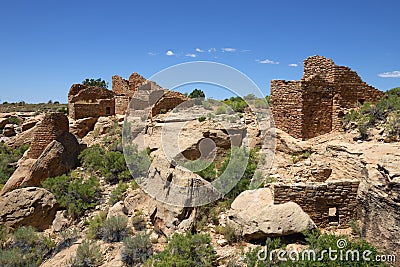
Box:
100, 215, 129, 242
108, 181, 129, 205
0, 143, 29, 187
122, 233, 153, 266
343, 87, 400, 141
42, 174, 100, 219
0, 226, 55, 267
70, 240, 103, 267
79, 146, 131, 184
148, 232, 216, 267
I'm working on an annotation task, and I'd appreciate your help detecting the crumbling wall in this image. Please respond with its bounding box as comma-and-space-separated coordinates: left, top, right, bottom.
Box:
112, 75, 130, 96
128, 72, 147, 97
301, 78, 333, 139
151, 91, 191, 116
115, 95, 131, 115
70, 99, 115, 120
27, 113, 69, 159
68, 84, 115, 120
271, 55, 384, 140
272, 180, 360, 228
270, 80, 303, 139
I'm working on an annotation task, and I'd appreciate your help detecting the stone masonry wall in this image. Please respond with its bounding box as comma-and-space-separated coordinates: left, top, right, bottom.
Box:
27, 113, 69, 159
272, 180, 360, 228
112, 75, 130, 96
115, 95, 131, 115
270, 80, 303, 139
71, 99, 115, 120
271, 56, 384, 140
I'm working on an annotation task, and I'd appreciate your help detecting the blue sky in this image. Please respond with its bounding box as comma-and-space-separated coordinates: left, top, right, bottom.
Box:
1, 0, 399, 103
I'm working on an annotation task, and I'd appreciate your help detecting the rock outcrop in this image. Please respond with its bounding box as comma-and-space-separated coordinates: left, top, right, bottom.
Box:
0, 113, 83, 195
227, 188, 316, 240
0, 187, 58, 230
2, 124, 16, 137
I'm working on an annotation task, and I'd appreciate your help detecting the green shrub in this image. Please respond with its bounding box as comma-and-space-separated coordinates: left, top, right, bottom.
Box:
82, 78, 108, 89
222, 96, 248, 113
215, 105, 227, 115
244, 232, 385, 267
183, 159, 217, 182
198, 116, 206, 122
124, 145, 152, 179
0, 143, 29, 186
71, 240, 103, 267
148, 232, 216, 267
87, 212, 107, 240
215, 223, 240, 245
0, 224, 7, 249
100, 215, 128, 242
122, 233, 153, 266
108, 181, 129, 205
0, 226, 55, 267
132, 212, 146, 231
42, 174, 100, 219
8, 116, 21, 125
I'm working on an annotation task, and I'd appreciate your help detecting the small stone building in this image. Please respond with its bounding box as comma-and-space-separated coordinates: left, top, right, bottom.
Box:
271, 56, 384, 140
68, 72, 189, 120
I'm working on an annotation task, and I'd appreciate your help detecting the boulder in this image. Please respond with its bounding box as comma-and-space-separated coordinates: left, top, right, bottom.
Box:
5, 125, 37, 148
1, 132, 83, 195
70, 117, 98, 138
0, 117, 9, 129
2, 124, 16, 137
227, 189, 316, 240
0, 187, 58, 230
21, 119, 38, 131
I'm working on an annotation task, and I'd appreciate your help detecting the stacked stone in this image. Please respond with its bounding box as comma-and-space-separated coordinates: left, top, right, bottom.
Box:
272, 180, 360, 228
27, 113, 69, 159
270, 55, 384, 140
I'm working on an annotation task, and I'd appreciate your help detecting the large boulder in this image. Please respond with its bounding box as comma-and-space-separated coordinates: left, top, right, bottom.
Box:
227, 188, 316, 240
69, 117, 98, 138
21, 119, 38, 132
2, 124, 16, 137
0, 187, 58, 230
0, 117, 9, 129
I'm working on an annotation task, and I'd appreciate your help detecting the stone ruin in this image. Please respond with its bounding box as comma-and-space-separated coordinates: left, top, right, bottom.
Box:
271, 56, 384, 140
271, 180, 359, 228
68, 72, 189, 120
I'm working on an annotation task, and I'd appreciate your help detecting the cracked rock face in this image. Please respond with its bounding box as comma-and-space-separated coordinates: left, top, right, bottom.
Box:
0, 187, 58, 230
226, 188, 316, 240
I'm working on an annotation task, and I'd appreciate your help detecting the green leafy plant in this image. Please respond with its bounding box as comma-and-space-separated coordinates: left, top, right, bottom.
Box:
122, 233, 153, 266
82, 78, 108, 89
42, 174, 100, 219
198, 116, 206, 122
132, 211, 146, 231
215, 223, 240, 245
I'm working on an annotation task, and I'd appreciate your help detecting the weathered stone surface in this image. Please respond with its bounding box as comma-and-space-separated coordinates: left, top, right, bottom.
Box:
271, 56, 384, 140
107, 201, 128, 218
0, 187, 57, 230
21, 119, 38, 131
28, 112, 69, 159
52, 210, 70, 232
69, 117, 98, 138
227, 200, 316, 240
0, 117, 9, 129
0, 122, 82, 195
5, 124, 36, 148
2, 124, 16, 137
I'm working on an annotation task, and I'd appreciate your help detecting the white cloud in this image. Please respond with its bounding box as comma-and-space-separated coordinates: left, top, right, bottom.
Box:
166, 50, 175, 56
185, 53, 197, 58
378, 71, 400, 78
221, 47, 236, 52
195, 48, 205, 53
288, 63, 298, 67
208, 48, 217, 52
148, 52, 158, 56
256, 59, 279, 64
